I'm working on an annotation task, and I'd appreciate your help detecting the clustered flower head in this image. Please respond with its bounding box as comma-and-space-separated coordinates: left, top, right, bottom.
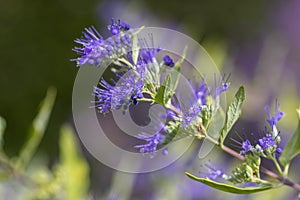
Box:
72, 20, 133, 67
231, 102, 284, 156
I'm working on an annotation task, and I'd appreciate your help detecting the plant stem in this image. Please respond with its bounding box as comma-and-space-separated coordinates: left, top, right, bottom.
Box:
271, 157, 283, 175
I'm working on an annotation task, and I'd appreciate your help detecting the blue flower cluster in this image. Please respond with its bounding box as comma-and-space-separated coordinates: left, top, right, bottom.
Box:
72, 20, 132, 67
72, 19, 230, 155
92, 75, 144, 113
231, 102, 284, 155
182, 76, 230, 127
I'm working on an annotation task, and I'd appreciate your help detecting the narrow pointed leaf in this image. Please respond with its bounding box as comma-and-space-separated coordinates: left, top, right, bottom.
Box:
219, 86, 245, 145
279, 108, 300, 166
16, 87, 56, 169
185, 172, 273, 194
60, 124, 89, 200
131, 26, 144, 65
0, 116, 6, 150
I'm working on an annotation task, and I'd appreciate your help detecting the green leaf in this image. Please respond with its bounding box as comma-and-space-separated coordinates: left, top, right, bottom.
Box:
16, 87, 56, 169
59, 124, 89, 200
155, 85, 167, 105
219, 86, 245, 145
279, 108, 300, 167
131, 26, 144, 65
0, 116, 6, 150
185, 172, 273, 194
155, 74, 172, 105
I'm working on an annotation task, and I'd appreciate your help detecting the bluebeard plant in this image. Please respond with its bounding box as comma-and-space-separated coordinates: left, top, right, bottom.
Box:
72, 19, 300, 194
73, 18, 300, 195
72, 19, 230, 155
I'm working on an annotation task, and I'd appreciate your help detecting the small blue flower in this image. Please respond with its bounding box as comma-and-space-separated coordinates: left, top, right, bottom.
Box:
139, 47, 162, 64
203, 164, 226, 180
134, 132, 165, 154
276, 147, 282, 154
214, 74, 230, 97
195, 81, 210, 105
257, 127, 281, 154
265, 100, 284, 132
240, 140, 252, 154
230, 133, 253, 155
108, 18, 131, 35
163, 55, 175, 67
258, 135, 275, 150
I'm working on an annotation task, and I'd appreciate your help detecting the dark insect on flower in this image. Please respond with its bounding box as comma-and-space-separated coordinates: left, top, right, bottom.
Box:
92, 73, 144, 113
163, 55, 175, 67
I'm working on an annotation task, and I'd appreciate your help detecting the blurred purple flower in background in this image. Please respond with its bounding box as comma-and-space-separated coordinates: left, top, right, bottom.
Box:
134, 132, 165, 154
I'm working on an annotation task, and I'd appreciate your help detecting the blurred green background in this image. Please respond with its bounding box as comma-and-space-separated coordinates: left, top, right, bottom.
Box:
1, 0, 300, 199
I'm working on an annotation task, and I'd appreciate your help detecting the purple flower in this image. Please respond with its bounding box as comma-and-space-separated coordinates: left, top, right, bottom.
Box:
276, 147, 282, 154
134, 132, 165, 154
92, 73, 144, 113
182, 104, 203, 127
195, 81, 210, 105
108, 18, 131, 35
72, 21, 132, 67
258, 135, 275, 150
231, 134, 253, 155
257, 127, 281, 154
72, 26, 104, 66
163, 55, 175, 67
203, 164, 226, 180
214, 74, 230, 97
139, 47, 161, 65
240, 140, 252, 154
265, 100, 284, 132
